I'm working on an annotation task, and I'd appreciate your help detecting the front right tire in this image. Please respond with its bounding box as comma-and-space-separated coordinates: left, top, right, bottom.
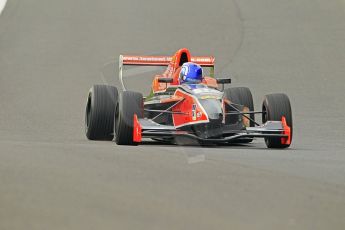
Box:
262, 93, 293, 148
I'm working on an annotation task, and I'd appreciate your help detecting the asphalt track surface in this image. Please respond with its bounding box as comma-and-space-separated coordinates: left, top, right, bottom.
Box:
1, 0, 345, 229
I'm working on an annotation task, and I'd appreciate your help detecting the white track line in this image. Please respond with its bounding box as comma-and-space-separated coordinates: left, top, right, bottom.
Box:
0, 0, 8, 15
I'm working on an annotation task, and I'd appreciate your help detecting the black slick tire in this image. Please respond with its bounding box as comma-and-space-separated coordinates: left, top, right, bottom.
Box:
262, 93, 293, 148
85, 85, 118, 140
114, 91, 143, 145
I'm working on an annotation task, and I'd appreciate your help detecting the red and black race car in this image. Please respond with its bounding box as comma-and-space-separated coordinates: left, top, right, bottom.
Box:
85, 48, 292, 148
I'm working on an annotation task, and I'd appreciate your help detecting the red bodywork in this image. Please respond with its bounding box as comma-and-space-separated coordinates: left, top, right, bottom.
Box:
281, 116, 291, 145
133, 114, 142, 143
172, 89, 209, 128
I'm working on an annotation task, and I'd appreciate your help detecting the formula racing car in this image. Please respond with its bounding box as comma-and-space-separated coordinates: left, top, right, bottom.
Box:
85, 48, 292, 148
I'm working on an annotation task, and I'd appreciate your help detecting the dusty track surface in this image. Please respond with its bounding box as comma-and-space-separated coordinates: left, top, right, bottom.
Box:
1, 0, 345, 229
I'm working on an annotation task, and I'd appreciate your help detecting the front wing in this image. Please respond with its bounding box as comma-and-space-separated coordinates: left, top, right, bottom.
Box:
133, 115, 291, 145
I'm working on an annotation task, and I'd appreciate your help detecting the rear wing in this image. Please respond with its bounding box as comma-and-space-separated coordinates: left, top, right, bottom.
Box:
119, 55, 215, 66
119, 55, 215, 90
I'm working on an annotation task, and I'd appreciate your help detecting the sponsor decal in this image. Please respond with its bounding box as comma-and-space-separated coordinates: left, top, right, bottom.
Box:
192, 104, 197, 120
121, 55, 214, 66
122, 56, 172, 65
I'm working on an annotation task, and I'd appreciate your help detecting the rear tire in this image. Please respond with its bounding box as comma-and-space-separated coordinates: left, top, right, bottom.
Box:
85, 85, 118, 140
224, 87, 255, 143
262, 93, 293, 148
114, 91, 143, 145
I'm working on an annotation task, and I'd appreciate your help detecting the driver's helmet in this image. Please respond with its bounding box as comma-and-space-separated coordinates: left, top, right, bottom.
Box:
179, 62, 203, 84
